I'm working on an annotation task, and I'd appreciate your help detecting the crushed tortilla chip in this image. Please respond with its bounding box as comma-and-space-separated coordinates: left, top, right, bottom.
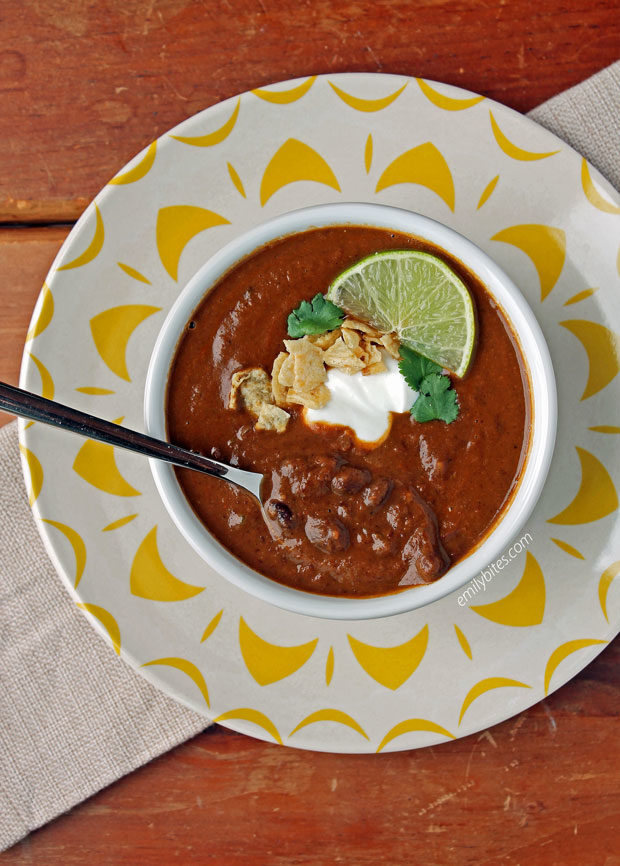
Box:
229, 366, 290, 432
379, 332, 401, 359
271, 353, 289, 406
323, 337, 365, 373
308, 328, 342, 349
284, 336, 327, 392
341, 327, 363, 354
363, 359, 387, 376
256, 403, 290, 432
286, 384, 331, 409
341, 317, 382, 338
228, 368, 273, 414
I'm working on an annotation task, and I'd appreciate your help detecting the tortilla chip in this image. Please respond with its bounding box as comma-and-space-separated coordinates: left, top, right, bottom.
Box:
271, 352, 290, 405
341, 317, 382, 338
379, 332, 401, 359
363, 359, 387, 376
228, 368, 273, 415
283, 337, 327, 392
341, 327, 363, 354
308, 328, 341, 349
256, 403, 290, 432
277, 353, 295, 388
323, 337, 365, 373
287, 384, 331, 409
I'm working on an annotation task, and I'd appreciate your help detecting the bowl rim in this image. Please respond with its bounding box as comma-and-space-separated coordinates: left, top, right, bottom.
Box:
144, 202, 557, 620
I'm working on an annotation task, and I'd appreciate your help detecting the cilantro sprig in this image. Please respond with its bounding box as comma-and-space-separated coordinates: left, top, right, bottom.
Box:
287, 293, 345, 338
399, 346, 459, 424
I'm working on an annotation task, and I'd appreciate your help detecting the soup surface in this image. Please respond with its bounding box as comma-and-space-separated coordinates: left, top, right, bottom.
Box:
166, 226, 529, 597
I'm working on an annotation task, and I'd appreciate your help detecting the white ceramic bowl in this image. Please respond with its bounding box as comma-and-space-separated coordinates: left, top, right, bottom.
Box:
145, 202, 557, 620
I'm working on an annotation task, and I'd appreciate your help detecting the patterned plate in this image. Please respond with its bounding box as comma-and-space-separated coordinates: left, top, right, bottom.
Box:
19, 74, 620, 753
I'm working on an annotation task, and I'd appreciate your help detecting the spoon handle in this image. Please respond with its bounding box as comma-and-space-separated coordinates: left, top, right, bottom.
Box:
0, 382, 263, 500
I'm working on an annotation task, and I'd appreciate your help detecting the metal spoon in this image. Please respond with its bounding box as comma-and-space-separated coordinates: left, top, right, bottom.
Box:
0, 382, 264, 502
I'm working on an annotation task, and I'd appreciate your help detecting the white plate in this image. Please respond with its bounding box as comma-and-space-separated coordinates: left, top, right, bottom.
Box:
19, 73, 620, 752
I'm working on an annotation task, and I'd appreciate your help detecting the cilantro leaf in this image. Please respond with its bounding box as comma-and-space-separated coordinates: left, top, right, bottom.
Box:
411, 373, 459, 424
398, 345, 441, 391
287, 293, 345, 338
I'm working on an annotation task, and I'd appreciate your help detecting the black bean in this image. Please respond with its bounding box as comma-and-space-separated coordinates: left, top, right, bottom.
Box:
304, 516, 350, 553
331, 466, 372, 496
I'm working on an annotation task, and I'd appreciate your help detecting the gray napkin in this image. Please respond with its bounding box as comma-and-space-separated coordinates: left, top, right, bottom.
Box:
1, 61, 619, 851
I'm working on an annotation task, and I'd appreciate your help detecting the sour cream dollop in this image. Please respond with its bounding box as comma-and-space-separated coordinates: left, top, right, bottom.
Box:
303, 354, 417, 444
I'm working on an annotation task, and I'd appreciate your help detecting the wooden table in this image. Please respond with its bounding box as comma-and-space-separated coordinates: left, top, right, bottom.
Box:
1, 1, 619, 862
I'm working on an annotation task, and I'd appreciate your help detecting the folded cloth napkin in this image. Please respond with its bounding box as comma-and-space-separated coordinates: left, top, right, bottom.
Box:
1, 61, 619, 851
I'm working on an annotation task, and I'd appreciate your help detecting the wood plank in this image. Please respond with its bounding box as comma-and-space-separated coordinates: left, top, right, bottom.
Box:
1, 0, 619, 222
0, 227, 70, 411
2, 637, 618, 864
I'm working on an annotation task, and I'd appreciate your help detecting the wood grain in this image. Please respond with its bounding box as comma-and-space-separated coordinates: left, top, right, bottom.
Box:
1, 0, 619, 222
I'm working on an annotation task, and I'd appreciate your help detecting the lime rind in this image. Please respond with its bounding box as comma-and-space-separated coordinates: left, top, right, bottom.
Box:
326, 250, 476, 377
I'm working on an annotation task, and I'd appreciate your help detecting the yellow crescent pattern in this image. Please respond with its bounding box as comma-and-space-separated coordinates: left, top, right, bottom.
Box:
454, 624, 472, 660
77, 603, 121, 654
590, 425, 620, 434
252, 76, 316, 104
416, 78, 485, 111
73, 419, 141, 497
142, 657, 209, 708
559, 319, 620, 400
489, 111, 560, 161
19, 443, 43, 506
90, 304, 161, 381
328, 80, 407, 112
544, 639, 607, 694
599, 561, 620, 622
130, 526, 205, 601
364, 134, 373, 173
109, 141, 157, 185
347, 625, 428, 690
201, 609, 223, 643
376, 718, 455, 752
491, 224, 565, 301
459, 677, 531, 725
260, 138, 341, 206
76, 386, 115, 395
470, 552, 545, 627
28, 352, 55, 400
564, 288, 597, 306
325, 647, 335, 685
214, 708, 282, 744
25, 283, 54, 341
42, 519, 86, 588
550, 538, 585, 560
239, 617, 318, 685
477, 175, 499, 209
548, 446, 618, 525
289, 709, 368, 740
102, 514, 137, 532
227, 162, 246, 198
171, 98, 240, 146
375, 143, 455, 211
156, 206, 230, 281
58, 204, 104, 270
117, 262, 151, 284
580, 158, 620, 214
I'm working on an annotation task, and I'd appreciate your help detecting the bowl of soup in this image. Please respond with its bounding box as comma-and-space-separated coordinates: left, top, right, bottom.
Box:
145, 202, 556, 619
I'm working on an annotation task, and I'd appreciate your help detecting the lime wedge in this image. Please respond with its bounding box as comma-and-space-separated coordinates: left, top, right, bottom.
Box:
326, 250, 476, 377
